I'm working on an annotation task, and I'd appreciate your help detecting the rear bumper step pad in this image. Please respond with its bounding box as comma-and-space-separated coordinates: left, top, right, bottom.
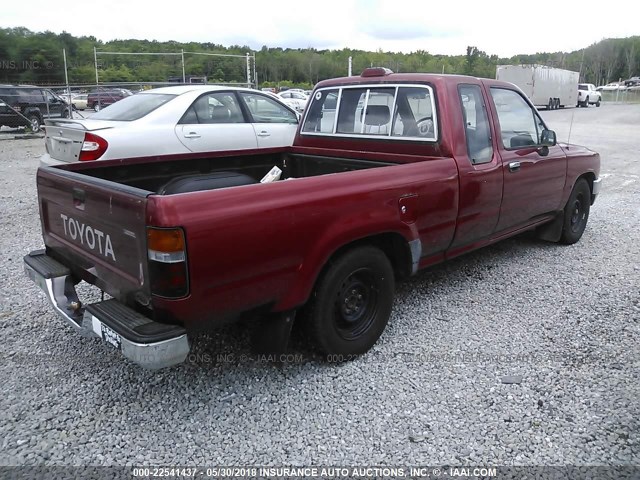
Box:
24, 250, 190, 369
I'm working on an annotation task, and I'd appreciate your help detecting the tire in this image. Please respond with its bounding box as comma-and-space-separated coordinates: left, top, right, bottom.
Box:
596, 98, 601, 107
28, 114, 42, 132
94, 103, 101, 112
306, 246, 395, 357
560, 178, 591, 245
62, 108, 70, 118
584, 96, 589, 107
548, 98, 553, 110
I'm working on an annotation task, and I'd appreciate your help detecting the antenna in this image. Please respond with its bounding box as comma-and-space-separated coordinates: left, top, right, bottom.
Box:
567, 48, 587, 147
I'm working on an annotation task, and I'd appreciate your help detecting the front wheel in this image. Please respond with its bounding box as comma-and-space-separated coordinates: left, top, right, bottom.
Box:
596, 98, 601, 107
306, 246, 395, 357
560, 178, 591, 245
94, 103, 101, 112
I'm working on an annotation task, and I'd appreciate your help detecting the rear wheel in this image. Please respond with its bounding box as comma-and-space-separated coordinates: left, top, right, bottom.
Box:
306, 246, 395, 357
548, 98, 553, 110
584, 96, 589, 107
560, 178, 591, 245
28, 114, 41, 132
596, 98, 601, 107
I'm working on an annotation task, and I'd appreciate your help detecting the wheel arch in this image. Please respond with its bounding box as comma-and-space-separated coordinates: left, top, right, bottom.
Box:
273, 230, 418, 312
577, 171, 597, 204
325, 231, 415, 279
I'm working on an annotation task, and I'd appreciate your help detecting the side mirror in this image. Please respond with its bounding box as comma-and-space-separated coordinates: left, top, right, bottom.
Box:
540, 129, 557, 147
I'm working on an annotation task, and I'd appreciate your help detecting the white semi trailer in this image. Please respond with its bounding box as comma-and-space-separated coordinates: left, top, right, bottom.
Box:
496, 65, 579, 110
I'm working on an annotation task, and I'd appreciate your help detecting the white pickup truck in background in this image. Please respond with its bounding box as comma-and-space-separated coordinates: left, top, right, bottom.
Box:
578, 83, 602, 107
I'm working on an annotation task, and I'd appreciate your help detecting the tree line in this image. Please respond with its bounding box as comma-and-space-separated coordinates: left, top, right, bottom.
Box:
0, 27, 638, 88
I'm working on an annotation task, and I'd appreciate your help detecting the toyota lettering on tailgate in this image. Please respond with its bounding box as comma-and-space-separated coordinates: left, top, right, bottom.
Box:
59, 213, 117, 261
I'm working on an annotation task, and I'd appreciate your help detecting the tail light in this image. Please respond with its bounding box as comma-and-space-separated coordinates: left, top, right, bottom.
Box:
79, 133, 108, 161
147, 227, 189, 298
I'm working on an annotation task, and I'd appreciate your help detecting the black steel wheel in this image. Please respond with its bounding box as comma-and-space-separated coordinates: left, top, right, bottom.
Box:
306, 246, 395, 357
560, 178, 591, 244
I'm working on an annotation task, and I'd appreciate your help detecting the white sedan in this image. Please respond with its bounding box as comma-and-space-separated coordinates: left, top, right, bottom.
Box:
277, 90, 309, 113
41, 85, 299, 165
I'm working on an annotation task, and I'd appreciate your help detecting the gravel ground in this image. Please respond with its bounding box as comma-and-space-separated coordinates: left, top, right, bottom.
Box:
0, 104, 638, 468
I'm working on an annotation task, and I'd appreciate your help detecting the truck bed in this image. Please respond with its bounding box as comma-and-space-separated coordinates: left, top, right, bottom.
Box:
71, 151, 393, 194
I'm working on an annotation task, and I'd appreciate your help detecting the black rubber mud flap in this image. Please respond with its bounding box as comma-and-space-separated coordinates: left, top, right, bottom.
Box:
536, 212, 564, 242
250, 311, 296, 355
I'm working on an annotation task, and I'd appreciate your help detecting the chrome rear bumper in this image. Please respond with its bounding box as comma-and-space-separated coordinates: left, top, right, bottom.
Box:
24, 250, 190, 369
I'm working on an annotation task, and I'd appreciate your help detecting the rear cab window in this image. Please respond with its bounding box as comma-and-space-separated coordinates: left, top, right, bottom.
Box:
302, 83, 438, 142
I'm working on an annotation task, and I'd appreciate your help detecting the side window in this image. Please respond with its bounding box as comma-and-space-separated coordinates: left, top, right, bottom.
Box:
18, 88, 38, 104
183, 92, 244, 124
239, 92, 297, 124
302, 89, 339, 133
490, 88, 542, 149
458, 84, 493, 164
392, 87, 436, 139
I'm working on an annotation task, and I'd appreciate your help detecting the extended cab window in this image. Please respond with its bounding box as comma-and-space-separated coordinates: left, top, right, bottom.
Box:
490, 88, 545, 149
459, 84, 493, 164
302, 84, 437, 141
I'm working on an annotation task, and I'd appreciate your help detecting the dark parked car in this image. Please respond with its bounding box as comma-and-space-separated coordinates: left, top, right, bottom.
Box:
0, 85, 72, 132
87, 88, 133, 111
624, 76, 640, 87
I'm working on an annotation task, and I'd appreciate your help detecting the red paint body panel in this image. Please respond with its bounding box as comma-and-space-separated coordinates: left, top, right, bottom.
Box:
147, 159, 458, 327
36, 73, 601, 330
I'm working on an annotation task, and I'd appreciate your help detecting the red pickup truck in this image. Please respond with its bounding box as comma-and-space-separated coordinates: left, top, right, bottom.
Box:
24, 68, 602, 369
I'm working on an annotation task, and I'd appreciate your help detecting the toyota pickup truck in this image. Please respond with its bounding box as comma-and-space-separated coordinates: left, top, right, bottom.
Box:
24, 68, 602, 369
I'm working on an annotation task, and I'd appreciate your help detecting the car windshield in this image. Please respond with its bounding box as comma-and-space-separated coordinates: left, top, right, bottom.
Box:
90, 93, 175, 121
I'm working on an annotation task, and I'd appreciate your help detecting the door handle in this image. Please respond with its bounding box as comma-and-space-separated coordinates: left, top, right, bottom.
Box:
184, 132, 201, 139
508, 161, 521, 172
257, 131, 271, 137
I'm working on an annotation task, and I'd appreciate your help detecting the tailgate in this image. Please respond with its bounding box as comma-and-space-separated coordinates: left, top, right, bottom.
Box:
37, 166, 151, 304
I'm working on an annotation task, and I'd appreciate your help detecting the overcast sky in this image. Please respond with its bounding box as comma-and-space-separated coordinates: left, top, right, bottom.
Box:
3, 0, 637, 57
